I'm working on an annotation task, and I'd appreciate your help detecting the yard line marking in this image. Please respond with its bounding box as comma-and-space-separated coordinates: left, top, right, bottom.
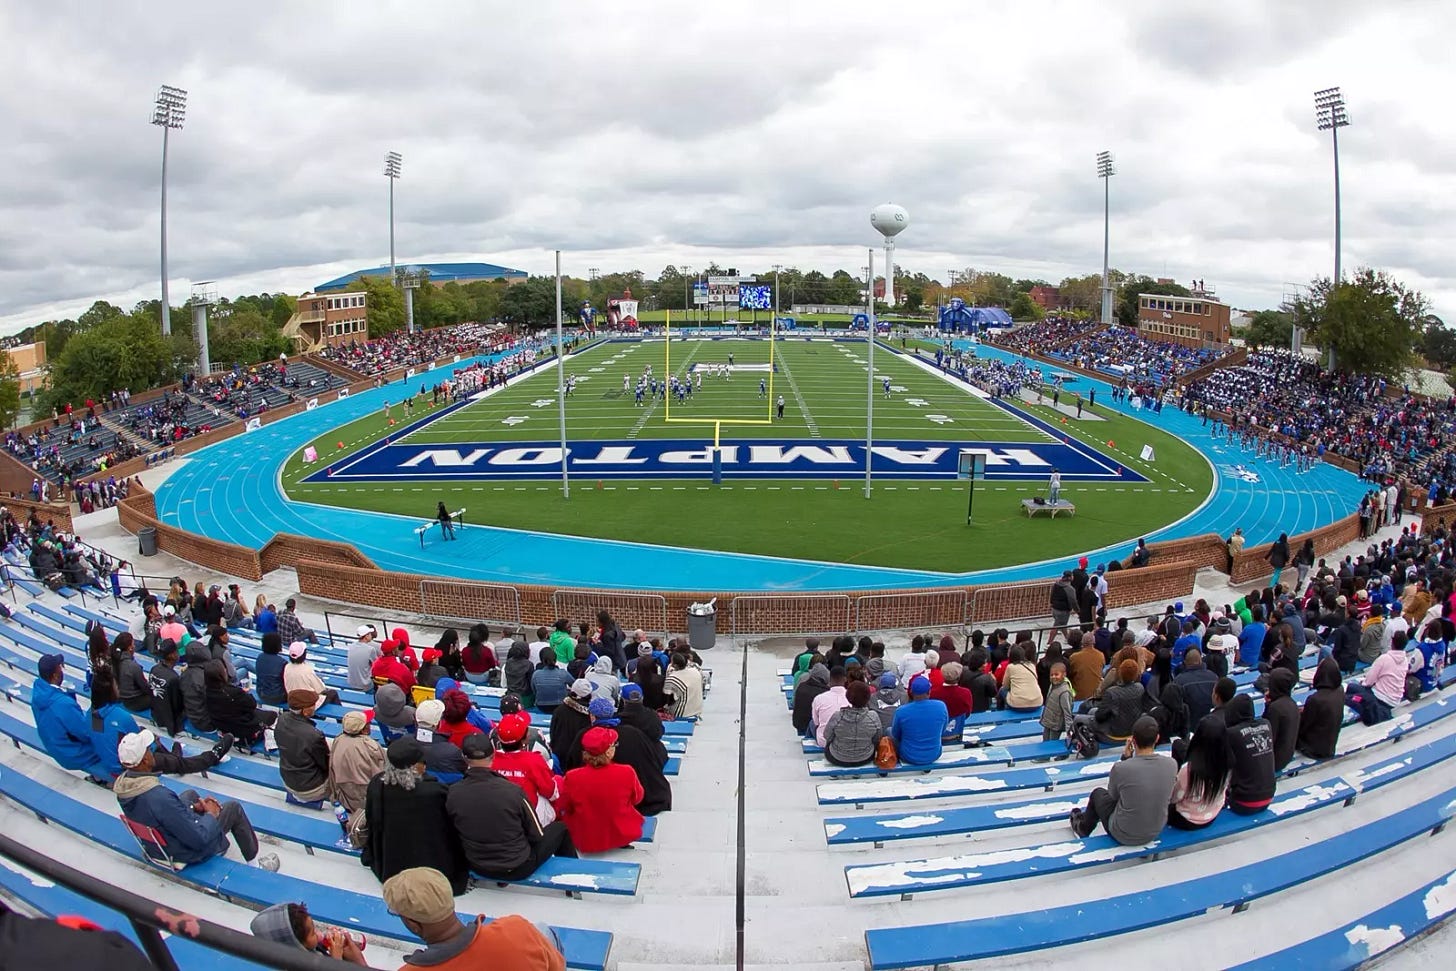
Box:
775, 348, 820, 438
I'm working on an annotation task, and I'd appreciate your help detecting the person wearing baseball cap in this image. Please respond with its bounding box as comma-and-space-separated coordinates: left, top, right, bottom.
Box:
346, 624, 381, 691
563, 696, 672, 815
283, 642, 340, 707
371, 639, 417, 697
275, 690, 332, 805
114, 731, 278, 870
445, 734, 577, 882
889, 673, 949, 767
363, 738, 468, 894
412, 699, 466, 784
329, 709, 384, 816
487, 711, 559, 824
383, 867, 565, 969
158, 605, 188, 648
558, 725, 645, 853
614, 682, 665, 744
31, 652, 107, 781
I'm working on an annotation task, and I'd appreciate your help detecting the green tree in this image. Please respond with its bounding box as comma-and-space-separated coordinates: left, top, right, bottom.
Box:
1057, 274, 1103, 314
207, 306, 291, 366
1013, 278, 1050, 293
1242, 309, 1293, 348
333, 275, 407, 337
77, 300, 125, 331
826, 271, 860, 306
1008, 290, 1045, 321
1116, 274, 1190, 328
1290, 268, 1428, 375
1419, 317, 1456, 370
498, 276, 559, 327
37, 311, 192, 413
0, 354, 20, 430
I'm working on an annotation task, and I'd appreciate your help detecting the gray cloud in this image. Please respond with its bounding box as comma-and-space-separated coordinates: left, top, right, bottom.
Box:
1, 0, 1452, 334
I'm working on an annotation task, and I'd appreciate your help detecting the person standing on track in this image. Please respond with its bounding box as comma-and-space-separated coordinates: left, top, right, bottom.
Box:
437, 503, 456, 542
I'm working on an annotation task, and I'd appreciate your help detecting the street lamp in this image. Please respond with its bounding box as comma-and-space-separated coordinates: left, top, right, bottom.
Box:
384, 151, 402, 312
152, 84, 187, 337
1314, 87, 1350, 285
1096, 151, 1115, 326
869, 204, 910, 499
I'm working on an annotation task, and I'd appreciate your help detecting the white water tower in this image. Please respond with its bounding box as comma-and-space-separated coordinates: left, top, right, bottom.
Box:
870, 204, 910, 306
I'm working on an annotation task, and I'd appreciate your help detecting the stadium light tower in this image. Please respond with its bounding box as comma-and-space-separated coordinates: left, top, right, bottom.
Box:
1314, 87, 1350, 285
1096, 151, 1115, 326
772, 264, 782, 319
152, 84, 187, 336
679, 266, 691, 318
384, 151, 402, 288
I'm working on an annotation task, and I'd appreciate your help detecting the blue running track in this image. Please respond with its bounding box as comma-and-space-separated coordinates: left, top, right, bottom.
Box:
154, 341, 1369, 592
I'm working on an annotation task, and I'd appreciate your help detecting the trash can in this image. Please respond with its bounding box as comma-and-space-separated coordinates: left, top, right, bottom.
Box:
138, 526, 158, 557
687, 599, 717, 651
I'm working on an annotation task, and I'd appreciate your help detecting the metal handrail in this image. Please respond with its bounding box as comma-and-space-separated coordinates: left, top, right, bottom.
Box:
0, 831, 347, 970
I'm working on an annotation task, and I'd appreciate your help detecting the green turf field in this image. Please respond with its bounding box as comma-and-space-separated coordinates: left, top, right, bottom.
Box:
281, 337, 1213, 572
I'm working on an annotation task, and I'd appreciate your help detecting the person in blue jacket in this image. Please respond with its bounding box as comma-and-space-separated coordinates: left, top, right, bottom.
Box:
433, 677, 494, 735
1236, 606, 1267, 670
31, 653, 106, 782
889, 676, 949, 766
113, 731, 277, 869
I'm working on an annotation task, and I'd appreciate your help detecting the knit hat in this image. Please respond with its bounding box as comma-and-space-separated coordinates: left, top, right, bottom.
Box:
620, 683, 643, 701
250, 904, 308, 952
287, 689, 319, 712
383, 867, 455, 924
341, 710, 370, 735
287, 641, 308, 659
908, 675, 931, 696
496, 712, 530, 743
117, 730, 155, 767
580, 726, 618, 756
588, 697, 617, 720
637, 643, 654, 657
498, 692, 523, 714
569, 678, 594, 699
416, 699, 445, 728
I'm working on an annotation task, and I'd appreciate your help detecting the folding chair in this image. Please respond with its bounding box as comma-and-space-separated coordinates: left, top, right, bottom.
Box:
119, 814, 187, 871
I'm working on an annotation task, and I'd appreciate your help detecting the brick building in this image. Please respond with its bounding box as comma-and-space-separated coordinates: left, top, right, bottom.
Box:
1136, 283, 1231, 348
287, 291, 369, 350
1029, 285, 1069, 311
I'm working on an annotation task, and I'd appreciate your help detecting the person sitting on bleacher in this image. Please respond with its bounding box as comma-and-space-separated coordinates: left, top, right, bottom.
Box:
32, 653, 108, 783
158, 604, 189, 648
373, 683, 416, 741
438, 689, 486, 748
283, 642, 340, 706
1263, 668, 1301, 771
1093, 660, 1146, 745
276, 690, 333, 805
383, 866, 567, 970
663, 653, 704, 721
564, 698, 672, 815
275, 599, 317, 648
1222, 694, 1276, 815
371, 639, 418, 696
178, 637, 215, 733
791, 663, 830, 737
811, 667, 851, 748
413, 700, 467, 784
249, 902, 367, 965
114, 731, 279, 870
559, 725, 646, 852
147, 639, 186, 735
1070, 715, 1176, 843
549, 679, 596, 764
889, 676, 948, 767
362, 738, 469, 893
489, 712, 560, 825
202, 660, 276, 748
823, 681, 884, 767
114, 633, 152, 715
449, 733, 579, 882
1167, 717, 1231, 830
1066, 632, 1105, 703
1296, 657, 1347, 759
1173, 649, 1218, 726
615, 683, 664, 745
330, 710, 385, 816
347, 624, 381, 691
253, 633, 288, 706
416, 649, 448, 690
86, 671, 218, 781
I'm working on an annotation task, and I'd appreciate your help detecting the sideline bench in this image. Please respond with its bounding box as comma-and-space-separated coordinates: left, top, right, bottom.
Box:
0, 764, 613, 969
863, 782, 1456, 969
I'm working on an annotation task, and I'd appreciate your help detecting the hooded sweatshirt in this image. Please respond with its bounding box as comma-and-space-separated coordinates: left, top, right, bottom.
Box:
113, 771, 225, 864
1296, 657, 1346, 759
179, 641, 214, 732
372, 682, 416, 730
589, 656, 622, 704
792, 664, 830, 734
503, 643, 536, 697
249, 904, 311, 954
1223, 693, 1276, 810
32, 677, 104, 773
1264, 667, 1300, 770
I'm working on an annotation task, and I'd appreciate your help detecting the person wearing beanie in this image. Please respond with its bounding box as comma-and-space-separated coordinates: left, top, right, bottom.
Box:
530, 646, 572, 713
437, 689, 486, 748
447, 734, 578, 881
383, 867, 566, 970
489, 712, 561, 826
889, 675, 949, 767
1069, 715, 1175, 844
283, 642, 340, 706
330, 710, 385, 816
563, 697, 672, 814
371, 639, 417, 696
616, 682, 665, 744
559, 726, 646, 852
412, 700, 467, 784
549, 678, 596, 764
372, 682, 417, 743
249, 902, 366, 965
362, 737, 468, 893
275, 689, 332, 805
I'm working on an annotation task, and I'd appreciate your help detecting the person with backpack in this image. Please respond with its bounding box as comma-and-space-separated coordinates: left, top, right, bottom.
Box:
1069, 716, 1175, 843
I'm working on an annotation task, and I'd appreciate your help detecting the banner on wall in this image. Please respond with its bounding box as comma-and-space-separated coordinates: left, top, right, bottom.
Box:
406, 368, 417, 380
245, 417, 262, 433
338, 389, 350, 400
306, 398, 319, 411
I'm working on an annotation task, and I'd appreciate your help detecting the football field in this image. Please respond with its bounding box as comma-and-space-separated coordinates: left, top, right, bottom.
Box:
282, 337, 1213, 573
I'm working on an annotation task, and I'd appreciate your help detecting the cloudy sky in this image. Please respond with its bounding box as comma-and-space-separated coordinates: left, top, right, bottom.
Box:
1, 0, 1452, 335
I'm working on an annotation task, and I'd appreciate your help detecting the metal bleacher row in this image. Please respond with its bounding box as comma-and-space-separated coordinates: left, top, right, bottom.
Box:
780, 651, 1456, 969
189, 361, 348, 416
0, 580, 706, 969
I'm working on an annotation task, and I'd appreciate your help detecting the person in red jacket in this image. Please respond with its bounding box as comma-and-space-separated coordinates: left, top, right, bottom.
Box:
558, 727, 644, 853
489, 712, 560, 825
370, 640, 416, 696
437, 689, 484, 748
389, 627, 420, 673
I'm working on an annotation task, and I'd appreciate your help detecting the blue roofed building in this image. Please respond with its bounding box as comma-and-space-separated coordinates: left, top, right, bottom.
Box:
315, 261, 528, 291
